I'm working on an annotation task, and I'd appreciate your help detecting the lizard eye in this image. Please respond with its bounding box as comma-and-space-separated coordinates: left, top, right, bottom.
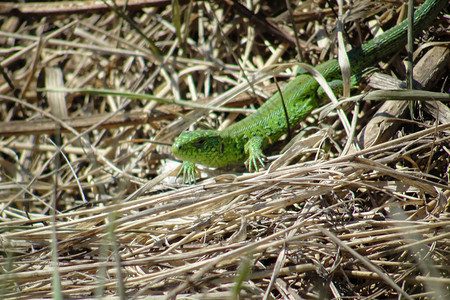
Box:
193, 138, 206, 148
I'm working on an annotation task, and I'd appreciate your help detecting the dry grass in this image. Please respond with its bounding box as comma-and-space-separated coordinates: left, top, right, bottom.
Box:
0, 0, 449, 299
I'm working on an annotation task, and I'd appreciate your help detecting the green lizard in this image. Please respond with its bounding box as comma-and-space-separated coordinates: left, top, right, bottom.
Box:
172, 0, 447, 182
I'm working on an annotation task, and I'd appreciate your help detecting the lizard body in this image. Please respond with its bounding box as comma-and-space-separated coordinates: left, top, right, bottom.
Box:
172, 0, 447, 182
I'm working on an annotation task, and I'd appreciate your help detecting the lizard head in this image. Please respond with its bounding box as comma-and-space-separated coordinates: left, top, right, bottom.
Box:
172, 130, 243, 168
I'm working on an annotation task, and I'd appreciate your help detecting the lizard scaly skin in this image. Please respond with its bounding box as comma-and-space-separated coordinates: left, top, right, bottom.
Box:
172, 0, 447, 182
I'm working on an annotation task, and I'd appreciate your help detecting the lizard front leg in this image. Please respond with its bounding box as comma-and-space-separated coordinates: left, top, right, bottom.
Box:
178, 161, 198, 184
244, 136, 266, 172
